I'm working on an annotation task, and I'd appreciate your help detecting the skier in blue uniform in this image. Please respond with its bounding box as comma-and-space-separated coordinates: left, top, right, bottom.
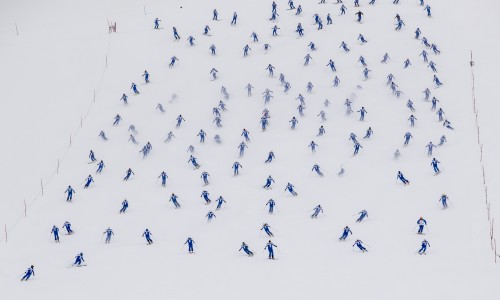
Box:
131, 83, 139, 94
65, 185, 75, 201
349, 133, 358, 144
353, 240, 368, 252
201, 172, 210, 185
355, 11, 364, 22
431, 158, 441, 174
426, 142, 436, 156
143, 229, 153, 244
21, 266, 35, 281
238, 142, 248, 157
403, 132, 413, 146
266, 199, 276, 214
51, 225, 60, 242
265, 240, 278, 259
187, 36, 195, 46
233, 162, 242, 176
63, 221, 73, 234
327, 59, 336, 72
165, 193, 179, 208
356, 210, 368, 222
123, 168, 134, 181
215, 196, 226, 210
201, 190, 211, 204
231, 12, 238, 25
424, 5, 431, 17
353, 143, 363, 155
83, 175, 94, 189
265, 151, 275, 163
358, 107, 367, 121
309, 141, 318, 152
143, 70, 150, 83
381, 53, 390, 63
154, 18, 161, 29
103, 227, 114, 244
290, 117, 299, 129
417, 217, 427, 234
73, 252, 85, 266
169, 56, 179, 68
120, 199, 129, 213
418, 240, 430, 255
261, 223, 274, 237
206, 211, 216, 222
397, 171, 410, 185
96, 160, 105, 173
312, 164, 324, 176
185, 237, 195, 253
311, 205, 323, 218
408, 115, 417, 127
172, 27, 180, 40
364, 127, 373, 139
285, 183, 298, 196
317, 126, 326, 136
439, 194, 449, 209
158, 171, 168, 186
407, 100, 416, 112
188, 155, 200, 169
339, 226, 352, 241
263, 175, 275, 189
239, 242, 254, 256
89, 150, 96, 162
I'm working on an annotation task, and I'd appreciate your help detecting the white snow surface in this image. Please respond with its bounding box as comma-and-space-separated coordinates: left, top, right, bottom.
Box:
0, 0, 498, 299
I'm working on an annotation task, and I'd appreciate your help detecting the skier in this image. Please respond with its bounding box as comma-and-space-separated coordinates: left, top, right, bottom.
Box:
89, 150, 96, 162
327, 59, 336, 72
339, 226, 352, 241
433, 75, 443, 87
214, 135, 222, 144
403, 132, 413, 146
428, 61, 437, 72
265, 240, 278, 259
118, 93, 128, 105
408, 115, 417, 127
21, 266, 35, 281
394, 149, 401, 159
213, 9, 218, 20
185, 237, 195, 253
266, 64, 275, 76
209, 44, 216, 55
395, 19, 405, 30
403, 58, 412, 68
439, 194, 449, 209
265, 151, 275, 163
358, 34, 368, 44
431, 97, 439, 110
142, 229, 153, 244
188, 155, 200, 169
407, 100, 416, 112
436, 108, 445, 121
285, 183, 298, 196
309, 141, 318, 153
290, 117, 299, 129
172, 27, 180, 40
416, 217, 428, 234
426, 142, 436, 156
96, 160, 105, 173
51, 225, 60, 243
296, 22, 304, 36
438, 135, 447, 146
307, 82, 314, 93
424, 5, 431, 17
233, 161, 242, 176
349, 133, 358, 144
263, 175, 275, 189
169, 56, 179, 67
333, 76, 341, 87
83, 175, 94, 189
364, 127, 373, 139
353, 240, 368, 252
103, 227, 114, 244
266, 199, 276, 214
158, 171, 168, 187
206, 211, 216, 222
415, 28, 421, 39
122, 168, 134, 181
340, 41, 350, 52
381, 53, 390, 63
131, 82, 139, 94
210, 68, 218, 80
65, 185, 75, 202
238, 142, 248, 157
353, 143, 363, 155
62, 221, 73, 234
231, 12, 238, 25
164, 131, 175, 143
203, 25, 210, 35
154, 18, 161, 29
260, 223, 274, 237
317, 126, 326, 136
358, 107, 367, 121
355, 11, 364, 22
431, 158, 441, 174
201, 190, 211, 204
142, 70, 150, 83
312, 164, 324, 176
418, 240, 430, 255
397, 171, 410, 185
201, 171, 210, 185
176, 115, 185, 127
215, 196, 226, 210
120, 199, 128, 213
187, 36, 195, 46
239, 242, 254, 257
356, 210, 368, 222
73, 252, 85, 266
311, 205, 323, 218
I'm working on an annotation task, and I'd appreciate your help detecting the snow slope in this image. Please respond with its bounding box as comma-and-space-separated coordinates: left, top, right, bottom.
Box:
0, 0, 498, 299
